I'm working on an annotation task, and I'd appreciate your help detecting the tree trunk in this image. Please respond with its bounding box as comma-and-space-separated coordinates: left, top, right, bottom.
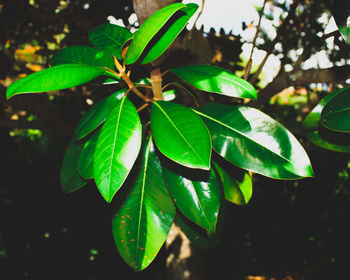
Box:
132, 0, 179, 24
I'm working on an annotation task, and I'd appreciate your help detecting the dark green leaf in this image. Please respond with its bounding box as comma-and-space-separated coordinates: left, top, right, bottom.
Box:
60, 140, 87, 193
328, 1, 350, 45
112, 136, 175, 271
321, 87, 350, 133
94, 96, 142, 203
74, 89, 125, 140
306, 130, 350, 153
78, 130, 100, 179
175, 210, 222, 249
6, 64, 105, 99
50, 45, 114, 69
303, 89, 341, 130
170, 65, 257, 99
195, 103, 313, 179
151, 101, 211, 170
163, 163, 220, 234
89, 23, 133, 59
140, 3, 199, 64
124, 3, 186, 64
213, 160, 252, 205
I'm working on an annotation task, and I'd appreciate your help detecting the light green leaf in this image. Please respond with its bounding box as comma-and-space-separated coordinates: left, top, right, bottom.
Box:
195, 103, 313, 179
213, 160, 252, 205
93, 96, 142, 203
78, 130, 100, 179
60, 140, 87, 193
89, 23, 133, 59
140, 3, 199, 64
321, 87, 350, 133
112, 136, 175, 271
170, 65, 257, 99
6, 64, 105, 99
50, 45, 114, 69
151, 101, 212, 170
124, 3, 186, 64
74, 89, 125, 140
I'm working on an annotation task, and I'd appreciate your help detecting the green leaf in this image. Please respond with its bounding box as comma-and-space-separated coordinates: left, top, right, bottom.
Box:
50, 45, 114, 69
175, 210, 222, 249
93, 96, 142, 203
60, 140, 87, 193
6, 64, 105, 99
78, 130, 100, 179
74, 89, 125, 141
124, 3, 186, 65
213, 160, 252, 205
162, 163, 220, 234
321, 87, 350, 133
195, 103, 313, 179
303, 89, 341, 130
139, 4, 199, 64
112, 136, 175, 271
151, 101, 212, 170
305, 129, 350, 153
89, 23, 133, 59
328, 1, 350, 45
170, 65, 257, 100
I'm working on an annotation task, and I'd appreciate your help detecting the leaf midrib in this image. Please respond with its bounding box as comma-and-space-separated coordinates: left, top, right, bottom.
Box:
135, 139, 151, 260
106, 97, 125, 200
154, 102, 206, 167
193, 109, 296, 168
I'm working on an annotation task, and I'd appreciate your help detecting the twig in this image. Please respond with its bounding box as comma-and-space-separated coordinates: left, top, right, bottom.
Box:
108, 57, 151, 102
249, 1, 299, 85
150, 68, 163, 100
244, 0, 267, 80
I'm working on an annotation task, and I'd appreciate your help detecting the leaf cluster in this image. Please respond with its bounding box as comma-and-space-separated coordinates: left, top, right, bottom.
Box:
6, 2, 314, 271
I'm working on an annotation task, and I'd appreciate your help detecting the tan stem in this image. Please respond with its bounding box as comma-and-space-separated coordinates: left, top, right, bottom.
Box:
150, 68, 163, 101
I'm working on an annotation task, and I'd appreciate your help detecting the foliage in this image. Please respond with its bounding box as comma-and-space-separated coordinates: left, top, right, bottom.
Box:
4, 2, 316, 271
9, 0, 350, 273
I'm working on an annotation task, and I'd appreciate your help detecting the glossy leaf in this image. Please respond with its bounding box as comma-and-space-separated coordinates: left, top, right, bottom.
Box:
140, 3, 199, 64
176, 211, 221, 249
60, 140, 87, 193
306, 130, 350, 153
78, 130, 100, 179
303, 89, 341, 130
112, 137, 175, 271
94, 96, 142, 203
74, 89, 125, 140
6, 64, 105, 99
162, 163, 220, 234
328, 1, 350, 45
213, 160, 252, 205
151, 101, 211, 170
50, 45, 114, 69
195, 103, 313, 179
124, 3, 186, 64
321, 87, 350, 133
89, 23, 133, 59
170, 65, 257, 100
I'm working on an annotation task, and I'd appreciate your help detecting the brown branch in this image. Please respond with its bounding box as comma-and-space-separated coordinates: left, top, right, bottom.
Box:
249, 1, 299, 85
244, 0, 267, 80
255, 65, 350, 105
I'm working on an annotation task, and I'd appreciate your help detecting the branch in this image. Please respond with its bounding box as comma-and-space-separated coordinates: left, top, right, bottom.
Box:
249, 1, 299, 85
244, 0, 267, 80
255, 65, 350, 105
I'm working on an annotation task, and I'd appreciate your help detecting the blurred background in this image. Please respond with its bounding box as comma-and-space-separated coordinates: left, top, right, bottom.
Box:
0, 0, 349, 279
